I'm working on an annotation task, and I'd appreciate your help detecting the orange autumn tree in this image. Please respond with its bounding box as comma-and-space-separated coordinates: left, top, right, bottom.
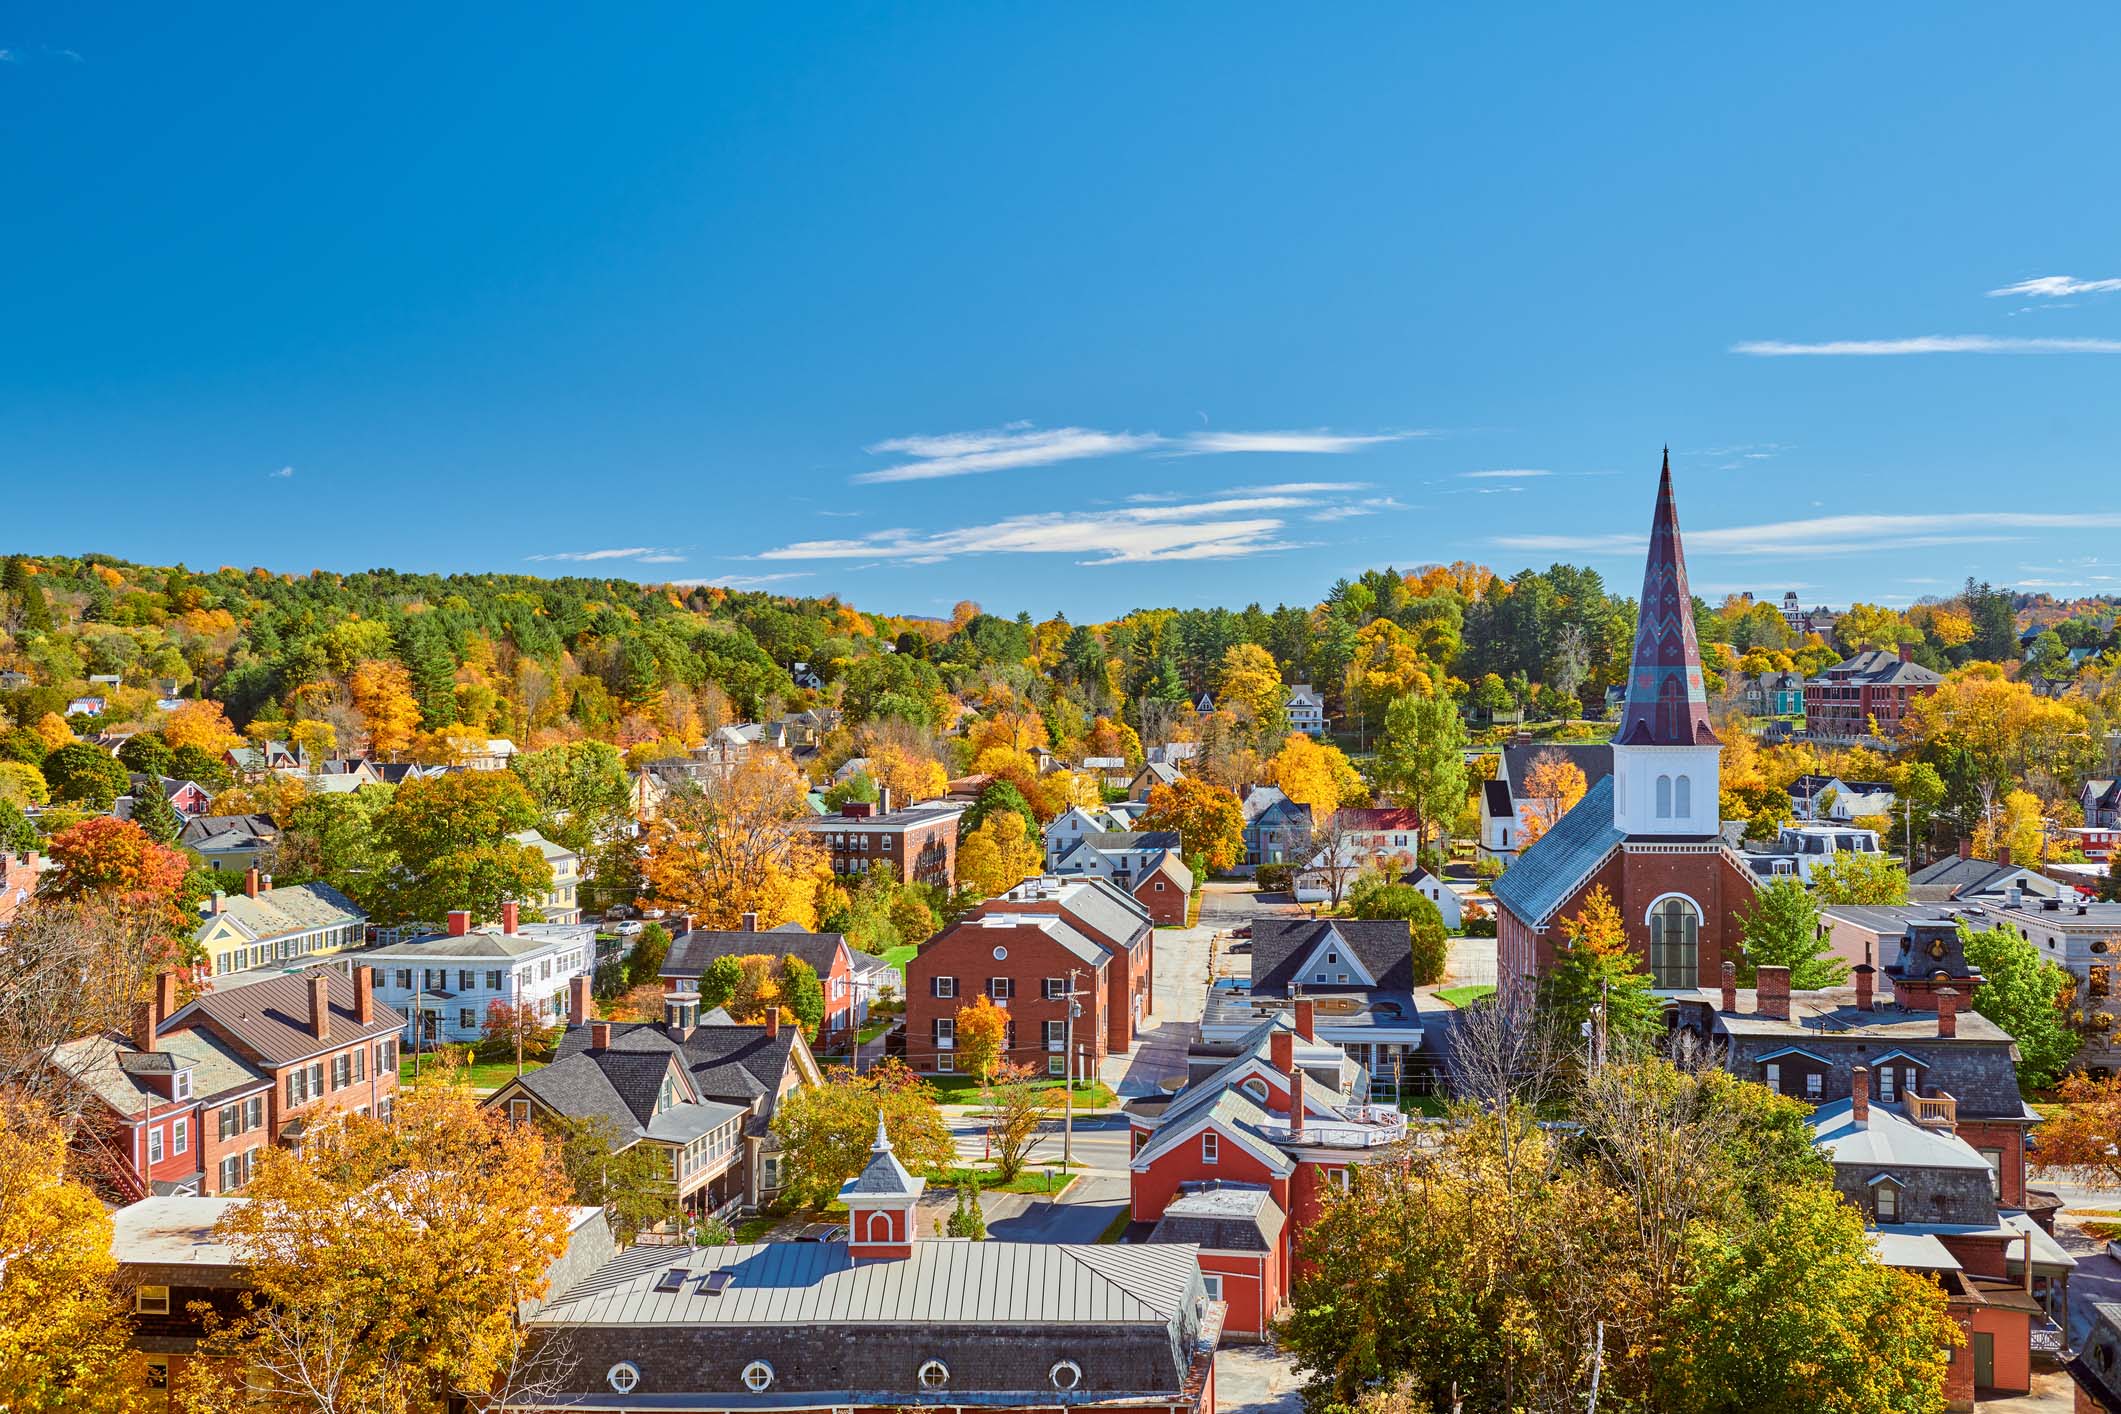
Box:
350, 658, 423, 757
643, 751, 831, 930
1517, 751, 1588, 846
1139, 775, 1245, 873
1536, 885, 1662, 1048
40, 816, 199, 957
2030, 1072, 2121, 1189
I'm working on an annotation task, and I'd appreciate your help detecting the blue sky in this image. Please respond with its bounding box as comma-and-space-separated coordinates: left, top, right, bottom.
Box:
7, 6, 2121, 620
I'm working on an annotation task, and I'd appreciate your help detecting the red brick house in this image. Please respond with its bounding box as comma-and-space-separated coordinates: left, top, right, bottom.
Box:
1494, 456, 1756, 1006
660, 912, 865, 1045
1126, 1005, 1405, 1340
1803, 647, 1943, 744
49, 968, 400, 1199
1131, 849, 1193, 926
997, 876, 1156, 1049
163, 968, 404, 1155
906, 909, 1111, 1078
804, 795, 967, 887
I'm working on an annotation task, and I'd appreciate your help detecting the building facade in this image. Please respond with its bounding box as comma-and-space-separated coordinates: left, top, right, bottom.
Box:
1804, 648, 1944, 743
805, 797, 966, 887
358, 906, 597, 1047
1494, 455, 1755, 1005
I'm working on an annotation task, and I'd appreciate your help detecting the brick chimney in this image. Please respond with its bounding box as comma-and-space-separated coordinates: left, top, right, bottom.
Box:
765, 1007, 781, 1039
1270, 1023, 1295, 1081
446, 910, 472, 937
501, 901, 519, 935
1719, 960, 1736, 1013
1295, 998, 1316, 1042
1958, 838, 1973, 861
309, 973, 332, 1041
211, 890, 225, 916
1851, 1065, 1870, 1127
1936, 987, 1959, 1038
1997, 844, 2012, 868
134, 996, 158, 1053
244, 866, 261, 899
1756, 965, 1791, 1022
568, 974, 592, 1026
590, 1018, 612, 1049
157, 969, 178, 1022
677, 914, 694, 937
355, 966, 375, 1025
1853, 963, 1874, 1012
741, 910, 758, 933
1898, 644, 1914, 664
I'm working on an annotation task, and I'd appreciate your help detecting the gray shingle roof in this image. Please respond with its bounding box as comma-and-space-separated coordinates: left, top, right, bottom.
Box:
1149, 1182, 1284, 1253
1501, 742, 1613, 798
1250, 918, 1415, 995
663, 924, 844, 981
553, 1019, 801, 1111
197, 882, 364, 944
1489, 774, 1625, 929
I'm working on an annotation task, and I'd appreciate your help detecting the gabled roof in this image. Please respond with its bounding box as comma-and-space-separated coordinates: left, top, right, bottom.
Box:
1489, 775, 1626, 929
1251, 918, 1414, 995
552, 1018, 806, 1112
165, 970, 404, 1066
1500, 742, 1615, 798
662, 924, 845, 981
1810, 1098, 1993, 1173
195, 882, 365, 944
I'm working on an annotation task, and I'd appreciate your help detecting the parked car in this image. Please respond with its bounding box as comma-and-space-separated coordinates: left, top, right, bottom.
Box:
792, 1223, 846, 1243
615, 920, 644, 937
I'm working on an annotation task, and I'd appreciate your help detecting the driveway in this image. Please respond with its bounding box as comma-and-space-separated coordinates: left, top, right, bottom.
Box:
1105, 882, 1291, 1098
1216, 1345, 1303, 1414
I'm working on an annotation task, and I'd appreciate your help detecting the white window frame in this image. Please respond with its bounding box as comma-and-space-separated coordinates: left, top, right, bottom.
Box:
136, 1284, 171, 1315
1201, 1273, 1224, 1300
1202, 1132, 1219, 1165
147, 1126, 164, 1165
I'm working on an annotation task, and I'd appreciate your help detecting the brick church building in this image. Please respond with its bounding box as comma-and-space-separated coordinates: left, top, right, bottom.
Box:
1494, 454, 1757, 1003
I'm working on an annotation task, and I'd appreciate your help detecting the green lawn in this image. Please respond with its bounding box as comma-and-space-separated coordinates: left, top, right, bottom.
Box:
1434, 984, 1496, 1009
1094, 1208, 1133, 1243
935, 1164, 1080, 1197
399, 1056, 545, 1091
880, 943, 918, 976
923, 1074, 1120, 1109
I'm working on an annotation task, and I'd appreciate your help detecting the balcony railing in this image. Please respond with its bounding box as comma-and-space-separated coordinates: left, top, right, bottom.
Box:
1909, 1092, 1957, 1130
1255, 1109, 1409, 1148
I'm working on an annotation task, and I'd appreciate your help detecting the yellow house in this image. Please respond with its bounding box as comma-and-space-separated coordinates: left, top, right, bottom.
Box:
196, 871, 368, 982
508, 829, 582, 924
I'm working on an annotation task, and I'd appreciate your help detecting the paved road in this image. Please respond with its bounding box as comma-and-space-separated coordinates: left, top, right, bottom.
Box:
1101, 881, 1300, 1098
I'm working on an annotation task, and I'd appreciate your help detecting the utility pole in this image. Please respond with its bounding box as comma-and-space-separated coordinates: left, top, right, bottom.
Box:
1062, 966, 1085, 1170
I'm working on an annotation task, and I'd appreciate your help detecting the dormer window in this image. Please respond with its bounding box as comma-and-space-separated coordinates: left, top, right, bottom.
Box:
1874, 1181, 1900, 1222
173, 1070, 191, 1100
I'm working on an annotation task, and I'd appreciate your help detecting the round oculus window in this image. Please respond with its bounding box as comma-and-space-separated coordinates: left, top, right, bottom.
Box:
1050, 1360, 1083, 1390
918, 1360, 951, 1390
742, 1360, 775, 1392
608, 1362, 641, 1393
993, 945, 1008, 961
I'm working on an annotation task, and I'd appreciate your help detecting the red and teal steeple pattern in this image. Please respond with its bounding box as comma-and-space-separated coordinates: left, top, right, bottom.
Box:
1615, 451, 1720, 748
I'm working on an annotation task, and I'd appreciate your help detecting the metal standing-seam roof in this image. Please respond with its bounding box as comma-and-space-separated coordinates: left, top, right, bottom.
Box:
1489, 775, 1625, 929
538, 1240, 1203, 1327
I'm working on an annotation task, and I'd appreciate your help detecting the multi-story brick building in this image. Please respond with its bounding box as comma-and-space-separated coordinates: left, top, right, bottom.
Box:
165, 968, 404, 1155
49, 968, 401, 1199
804, 795, 966, 887
1803, 646, 1943, 743
993, 876, 1156, 1050
906, 907, 1112, 1079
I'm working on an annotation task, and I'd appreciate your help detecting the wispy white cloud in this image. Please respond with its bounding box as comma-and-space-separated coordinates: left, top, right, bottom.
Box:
759, 502, 1300, 567
1734, 335, 2121, 356
1498, 510, 2121, 556
1308, 496, 1410, 522
524, 546, 685, 563
673, 572, 813, 589
852, 423, 1415, 484
1175, 431, 1416, 456
1458, 468, 1549, 480
1221, 481, 1371, 495
815, 509, 864, 518
269, 465, 294, 479
1988, 275, 2121, 299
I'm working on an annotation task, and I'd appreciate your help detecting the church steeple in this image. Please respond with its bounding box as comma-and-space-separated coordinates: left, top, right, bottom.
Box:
1616, 450, 1719, 749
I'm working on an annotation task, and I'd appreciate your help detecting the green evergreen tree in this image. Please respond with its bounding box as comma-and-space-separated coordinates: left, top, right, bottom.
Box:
1737, 878, 1847, 989
780, 955, 825, 1041
129, 787, 184, 845
1961, 922, 2077, 1090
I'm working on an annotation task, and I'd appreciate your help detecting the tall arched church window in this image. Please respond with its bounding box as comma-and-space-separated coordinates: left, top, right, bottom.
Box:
1649, 896, 1700, 989
1655, 775, 1673, 818
1674, 774, 1691, 818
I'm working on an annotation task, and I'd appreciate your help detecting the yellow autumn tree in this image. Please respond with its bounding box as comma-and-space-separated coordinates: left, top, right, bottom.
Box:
160, 699, 243, 755
177, 1082, 572, 1414
1267, 733, 1368, 815
954, 994, 1011, 1084
643, 751, 832, 929
1353, 619, 1434, 716
870, 741, 949, 804
1215, 643, 1287, 727
350, 658, 423, 758
0, 1098, 138, 1409
30, 711, 75, 752
1972, 788, 2046, 863
958, 811, 1044, 898
1518, 752, 1588, 846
